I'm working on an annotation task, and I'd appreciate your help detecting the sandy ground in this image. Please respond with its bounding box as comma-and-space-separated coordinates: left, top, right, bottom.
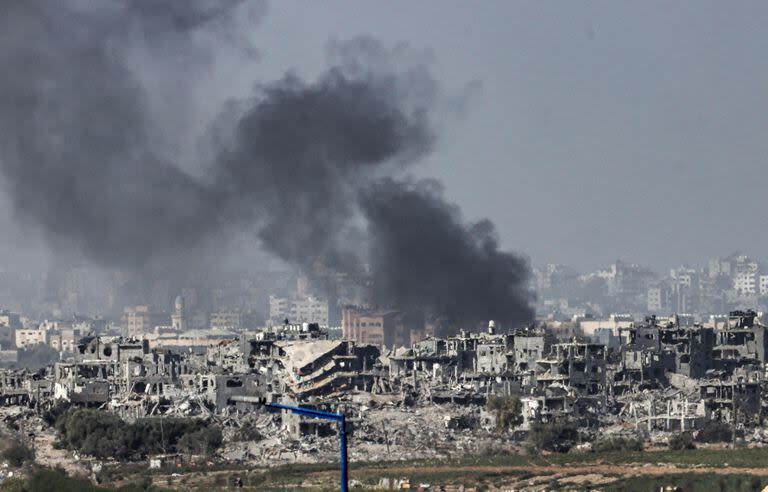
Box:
33, 429, 89, 477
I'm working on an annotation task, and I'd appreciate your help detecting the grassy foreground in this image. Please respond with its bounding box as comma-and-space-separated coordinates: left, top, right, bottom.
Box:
133, 446, 768, 490
6, 446, 768, 490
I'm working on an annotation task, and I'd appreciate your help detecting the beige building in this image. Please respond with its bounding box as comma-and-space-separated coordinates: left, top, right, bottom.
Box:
575, 314, 634, 337
48, 329, 81, 353
123, 306, 168, 338
15, 328, 47, 348
341, 307, 424, 348
145, 328, 238, 349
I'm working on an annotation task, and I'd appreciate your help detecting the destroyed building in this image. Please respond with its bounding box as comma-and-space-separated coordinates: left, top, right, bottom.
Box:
0, 309, 768, 463
712, 310, 768, 373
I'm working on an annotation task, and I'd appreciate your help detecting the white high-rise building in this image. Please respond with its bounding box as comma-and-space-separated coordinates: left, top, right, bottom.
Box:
269, 295, 329, 326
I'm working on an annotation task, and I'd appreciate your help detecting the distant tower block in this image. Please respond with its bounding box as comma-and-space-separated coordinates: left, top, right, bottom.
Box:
172, 295, 187, 331
488, 320, 496, 335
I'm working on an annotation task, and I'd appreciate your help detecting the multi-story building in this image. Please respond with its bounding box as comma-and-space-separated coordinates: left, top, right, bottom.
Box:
647, 280, 695, 314
759, 275, 768, 296
735, 271, 758, 295
210, 310, 243, 331
269, 296, 329, 326
647, 284, 669, 312
535, 342, 607, 410
122, 306, 168, 339
49, 329, 82, 353
732, 255, 761, 295
342, 308, 396, 347
534, 264, 579, 294
595, 260, 655, 297
708, 257, 733, 278
576, 313, 634, 338
620, 316, 716, 379
269, 296, 289, 322
0, 310, 21, 329
15, 328, 47, 348
341, 307, 424, 348
670, 267, 699, 290
71, 315, 106, 334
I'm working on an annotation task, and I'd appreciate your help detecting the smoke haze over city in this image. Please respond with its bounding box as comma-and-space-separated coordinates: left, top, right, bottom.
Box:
0, 1, 763, 321
1, 4, 768, 489
0, 1, 535, 326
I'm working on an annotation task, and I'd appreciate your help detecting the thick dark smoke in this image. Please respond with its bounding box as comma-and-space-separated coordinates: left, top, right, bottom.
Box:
216, 60, 435, 274
362, 179, 534, 326
0, 1, 534, 327
0, 0, 260, 268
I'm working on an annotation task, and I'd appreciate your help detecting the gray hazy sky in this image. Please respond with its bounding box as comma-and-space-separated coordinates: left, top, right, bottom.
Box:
2, 1, 766, 274
250, 1, 768, 272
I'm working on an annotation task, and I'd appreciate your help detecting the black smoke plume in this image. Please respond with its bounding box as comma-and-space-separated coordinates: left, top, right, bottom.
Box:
0, 1, 534, 327
361, 178, 534, 326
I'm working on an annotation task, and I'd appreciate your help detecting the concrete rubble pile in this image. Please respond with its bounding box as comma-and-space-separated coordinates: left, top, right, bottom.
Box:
1, 311, 768, 464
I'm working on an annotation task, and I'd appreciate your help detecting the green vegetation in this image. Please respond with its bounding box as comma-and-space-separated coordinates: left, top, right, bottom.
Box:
54, 408, 222, 460
0, 467, 168, 492
23, 447, 768, 491
485, 395, 522, 430
42, 400, 71, 426
2, 440, 34, 467
601, 473, 765, 492
525, 419, 578, 452
697, 421, 741, 443
348, 446, 768, 470
669, 431, 696, 450
177, 426, 222, 456
591, 436, 643, 453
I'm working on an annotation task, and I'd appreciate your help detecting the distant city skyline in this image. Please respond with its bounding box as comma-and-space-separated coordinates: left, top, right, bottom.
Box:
535, 251, 768, 275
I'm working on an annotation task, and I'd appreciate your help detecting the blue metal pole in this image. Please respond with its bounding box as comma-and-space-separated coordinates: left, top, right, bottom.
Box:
266, 403, 349, 491
340, 414, 348, 492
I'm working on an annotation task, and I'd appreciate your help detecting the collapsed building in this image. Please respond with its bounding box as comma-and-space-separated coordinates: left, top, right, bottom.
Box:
0, 311, 767, 455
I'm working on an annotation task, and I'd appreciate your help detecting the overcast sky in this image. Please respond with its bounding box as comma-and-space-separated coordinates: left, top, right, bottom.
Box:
244, 1, 768, 272
2, 1, 766, 274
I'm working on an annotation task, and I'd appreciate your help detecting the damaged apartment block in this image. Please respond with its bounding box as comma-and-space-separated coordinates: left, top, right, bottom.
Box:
2, 310, 768, 464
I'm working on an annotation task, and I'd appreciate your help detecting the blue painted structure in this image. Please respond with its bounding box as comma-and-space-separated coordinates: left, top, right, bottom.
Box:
267, 403, 348, 492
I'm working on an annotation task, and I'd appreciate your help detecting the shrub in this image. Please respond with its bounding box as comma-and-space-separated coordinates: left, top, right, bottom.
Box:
177, 426, 223, 457
592, 436, 644, 453
526, 419, 578, 453
696, 421, 740, 443
43, 401, 71, 426
54, 408, 222, 460
669, 432, 696, 450
32, 467, 160, 492
486, 395, 523, 430
3, 440, 35, 467
17, 467, 105, 492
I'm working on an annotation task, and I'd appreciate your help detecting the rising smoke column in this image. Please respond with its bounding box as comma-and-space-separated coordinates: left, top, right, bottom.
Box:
214, 38, 437, 277
361, 178, 535, 327
0, 1, 534, 327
